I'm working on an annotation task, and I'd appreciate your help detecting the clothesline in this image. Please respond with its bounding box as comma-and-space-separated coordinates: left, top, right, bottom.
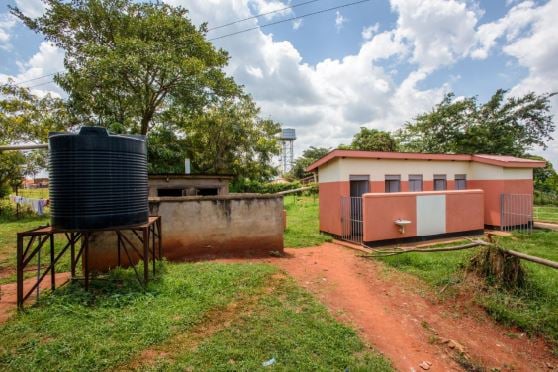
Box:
9, 195, 49, 216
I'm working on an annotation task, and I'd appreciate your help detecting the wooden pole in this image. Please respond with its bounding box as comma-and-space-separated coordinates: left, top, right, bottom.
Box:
360, 239, 558, 270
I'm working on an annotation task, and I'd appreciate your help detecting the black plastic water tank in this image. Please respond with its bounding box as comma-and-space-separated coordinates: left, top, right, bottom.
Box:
48, 126, 149, 230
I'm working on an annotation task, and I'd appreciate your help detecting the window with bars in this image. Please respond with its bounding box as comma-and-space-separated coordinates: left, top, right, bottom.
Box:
455, 174, 467, 190
385, 175, 401, 192
433, 174, 447, 190
409, 174, 423, 192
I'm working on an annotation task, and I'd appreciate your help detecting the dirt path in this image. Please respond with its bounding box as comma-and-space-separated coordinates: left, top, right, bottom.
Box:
0, 273, 71, 323
219, 243, 558, 371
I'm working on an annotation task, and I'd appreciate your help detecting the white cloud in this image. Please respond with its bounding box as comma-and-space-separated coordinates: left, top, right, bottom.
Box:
335, 10, 347, 32
471, 1, 537, 60
391, 0, 480, 71
292, 18, 302, 30
162, 0, 456, 154
0, 14, 17, 50
500, 0, 558, 166
361, 22, 379, 40
14, 0, 47, 18
249, 0, 292, 20
0, 42, 65, 97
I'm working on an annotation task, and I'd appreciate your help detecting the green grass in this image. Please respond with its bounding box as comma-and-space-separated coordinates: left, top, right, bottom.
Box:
14, 188, 49, 199
534, 205, 558, 223
284, 194, 332, 248
0, 262, 391, 371
0, 215, 54, 284
377, 231, 558, 348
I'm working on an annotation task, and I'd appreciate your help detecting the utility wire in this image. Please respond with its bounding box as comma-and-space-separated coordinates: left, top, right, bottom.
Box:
12, 72, 58, 85
26, 80, 58, 89
12, 1, 328, 87
207, 0, 325, 31
9, 0, 371, 88
208, 0, 371, 41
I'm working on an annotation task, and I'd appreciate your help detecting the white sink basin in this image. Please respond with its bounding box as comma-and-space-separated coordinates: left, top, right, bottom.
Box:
394, 219, 412, 234
394, 219, 412, 226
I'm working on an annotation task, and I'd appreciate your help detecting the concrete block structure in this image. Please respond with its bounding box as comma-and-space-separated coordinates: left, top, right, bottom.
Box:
88, 194, 284, 270
306, 150, 545, 245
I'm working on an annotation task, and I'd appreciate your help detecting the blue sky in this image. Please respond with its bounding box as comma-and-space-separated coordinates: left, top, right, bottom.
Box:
1, 0, 557, 166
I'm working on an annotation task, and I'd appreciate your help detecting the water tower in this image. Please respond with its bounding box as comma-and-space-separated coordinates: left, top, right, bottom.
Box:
280, 128, 296, 173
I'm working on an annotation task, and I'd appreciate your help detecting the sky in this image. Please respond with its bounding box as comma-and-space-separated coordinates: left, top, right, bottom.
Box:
1, 0, 557, 167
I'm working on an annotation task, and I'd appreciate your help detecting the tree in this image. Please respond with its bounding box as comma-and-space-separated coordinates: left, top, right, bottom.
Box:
0, 83, 69, 195
397, 90, 556, 156
181, 96, 281, 181
289, 146, 330, 179
0, 82, 71, 144
528, 155, 558, 193
145, 95, 282, 181
11, 0, 281, 182
11, 0, 240, 136
0, 152, 26, 198
341, 127, 398, 152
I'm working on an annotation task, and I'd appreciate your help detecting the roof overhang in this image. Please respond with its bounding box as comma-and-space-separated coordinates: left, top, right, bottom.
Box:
305, 149, 546, 172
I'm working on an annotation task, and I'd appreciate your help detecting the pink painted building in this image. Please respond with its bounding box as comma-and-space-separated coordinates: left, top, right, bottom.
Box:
306, 150, 545, 245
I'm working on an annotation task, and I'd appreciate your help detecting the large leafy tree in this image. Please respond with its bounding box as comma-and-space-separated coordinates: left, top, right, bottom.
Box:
289, 146, 331, 179
145, 95, 281, 181
397, 90, 556, 156
181, 96, 281, 181
340, 127, 398, 152
11, 0, 239, 135
11, 0, 281, 181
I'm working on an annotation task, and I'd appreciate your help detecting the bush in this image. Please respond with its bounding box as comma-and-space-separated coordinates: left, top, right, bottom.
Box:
0, 183, 11, 199
231, 179, 302, 193
534, 190, 558, 206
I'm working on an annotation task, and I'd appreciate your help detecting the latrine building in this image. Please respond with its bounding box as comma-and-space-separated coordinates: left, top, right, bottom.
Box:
306, 150, 545, 245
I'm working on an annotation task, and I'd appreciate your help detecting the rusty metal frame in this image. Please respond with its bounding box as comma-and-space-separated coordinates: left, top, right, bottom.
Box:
16, 216, 162, 309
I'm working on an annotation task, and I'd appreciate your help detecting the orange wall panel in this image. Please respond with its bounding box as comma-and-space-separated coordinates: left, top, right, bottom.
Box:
362, 194, 417, 241
423, 180, 434, 191
446, 191, 484, 233
319, 181, 349, 235
362, 190, 484, 242
370, 181, 384, 193
468, 179, 533, 226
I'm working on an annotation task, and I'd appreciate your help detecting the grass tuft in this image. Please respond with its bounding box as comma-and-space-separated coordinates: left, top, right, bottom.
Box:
283, 194, 332, 248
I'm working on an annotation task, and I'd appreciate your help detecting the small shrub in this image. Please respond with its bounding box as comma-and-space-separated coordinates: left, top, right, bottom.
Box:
231, 179, 302, 193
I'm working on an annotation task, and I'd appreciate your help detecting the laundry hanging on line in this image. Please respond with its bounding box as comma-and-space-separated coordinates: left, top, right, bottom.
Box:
9, 195, 49, 216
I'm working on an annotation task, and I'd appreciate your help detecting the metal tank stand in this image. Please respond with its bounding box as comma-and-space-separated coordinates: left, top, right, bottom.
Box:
16, 216, 162, 309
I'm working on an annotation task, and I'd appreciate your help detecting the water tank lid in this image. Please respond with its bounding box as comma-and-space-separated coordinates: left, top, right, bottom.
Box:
48, 126, 146, 154
78, 127, 109, 136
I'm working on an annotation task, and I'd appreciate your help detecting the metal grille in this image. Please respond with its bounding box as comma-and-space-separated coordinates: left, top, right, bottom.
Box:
341, 196, 363, 243
500, 193, 533, 233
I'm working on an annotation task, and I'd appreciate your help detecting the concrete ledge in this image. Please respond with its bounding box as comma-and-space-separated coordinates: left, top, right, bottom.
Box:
362, 189, 484, 198
149, 194, 282, 202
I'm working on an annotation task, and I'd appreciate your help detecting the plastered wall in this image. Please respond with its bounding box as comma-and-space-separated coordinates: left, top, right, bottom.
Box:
362, 190, 484, 243
87, 195, 284, 271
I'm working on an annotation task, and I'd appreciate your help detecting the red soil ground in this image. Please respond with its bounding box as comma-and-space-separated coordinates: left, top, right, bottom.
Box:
219, 243, 558, 371
0, 273, 71, 323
